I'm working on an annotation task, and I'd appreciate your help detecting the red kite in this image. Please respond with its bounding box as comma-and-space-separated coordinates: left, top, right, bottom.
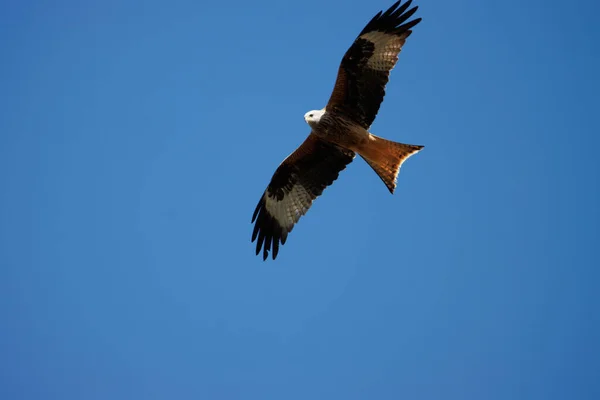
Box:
252, 0, 423, 260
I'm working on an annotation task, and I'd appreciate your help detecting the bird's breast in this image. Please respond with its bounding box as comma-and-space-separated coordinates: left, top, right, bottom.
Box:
313, 113, 369, 150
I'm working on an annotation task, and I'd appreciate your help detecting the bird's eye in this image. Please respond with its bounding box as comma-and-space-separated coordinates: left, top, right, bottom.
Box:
309, 114, 313, 117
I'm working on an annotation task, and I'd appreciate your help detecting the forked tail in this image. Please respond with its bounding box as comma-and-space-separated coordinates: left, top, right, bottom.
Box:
356, 134, 423, 193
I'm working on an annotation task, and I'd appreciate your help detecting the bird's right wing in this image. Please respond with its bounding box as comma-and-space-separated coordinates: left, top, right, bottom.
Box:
251, 133, 355, 260
326, 0, 421, 129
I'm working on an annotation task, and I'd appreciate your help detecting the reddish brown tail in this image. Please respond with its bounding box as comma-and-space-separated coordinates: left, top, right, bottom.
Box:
355, 134, 423, 194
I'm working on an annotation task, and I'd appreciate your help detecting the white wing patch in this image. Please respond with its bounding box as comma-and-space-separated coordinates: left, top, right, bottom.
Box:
360, 31, 404, 72
264, 184, 314, 231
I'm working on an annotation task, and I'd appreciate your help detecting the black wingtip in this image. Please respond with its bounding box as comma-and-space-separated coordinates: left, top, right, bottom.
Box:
360, 1, 422, 36
251, 194, 286, 261
251, 196, 262, 223
399, 17, 422, 33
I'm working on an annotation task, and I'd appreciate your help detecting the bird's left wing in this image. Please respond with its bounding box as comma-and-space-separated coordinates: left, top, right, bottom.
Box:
252, 133, 355, 260
326, 0, 421, 129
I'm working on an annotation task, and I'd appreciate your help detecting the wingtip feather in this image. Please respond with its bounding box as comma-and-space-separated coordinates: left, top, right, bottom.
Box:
360, 0, 421, 36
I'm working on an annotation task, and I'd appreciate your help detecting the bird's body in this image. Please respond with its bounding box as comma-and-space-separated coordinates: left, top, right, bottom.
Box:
306, 110, 367, 150
252, 1, 424, 260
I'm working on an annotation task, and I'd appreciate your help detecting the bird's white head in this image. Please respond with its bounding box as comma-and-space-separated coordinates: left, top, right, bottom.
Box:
304, 109, 325, 128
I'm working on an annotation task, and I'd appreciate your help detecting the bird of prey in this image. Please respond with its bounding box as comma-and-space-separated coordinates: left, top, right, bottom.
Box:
252, 0, 423, 260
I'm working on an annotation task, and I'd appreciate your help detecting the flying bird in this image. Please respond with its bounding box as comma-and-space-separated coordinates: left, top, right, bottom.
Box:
252, 0, 423, 260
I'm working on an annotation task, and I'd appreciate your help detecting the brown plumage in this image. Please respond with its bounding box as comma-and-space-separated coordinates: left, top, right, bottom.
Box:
252, 134, 354, 260
327, 0, 421, 129
252, 1, 423, 260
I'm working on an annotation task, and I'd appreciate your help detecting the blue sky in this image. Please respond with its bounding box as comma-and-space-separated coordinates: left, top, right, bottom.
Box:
1, 0, 599, 398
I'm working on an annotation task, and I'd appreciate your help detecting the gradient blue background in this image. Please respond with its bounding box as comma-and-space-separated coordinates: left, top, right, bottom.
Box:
1, 0, 599, 398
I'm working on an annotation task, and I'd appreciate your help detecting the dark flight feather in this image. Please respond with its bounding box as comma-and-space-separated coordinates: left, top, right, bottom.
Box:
327, 0, 422, 129
251, 134, 355, 260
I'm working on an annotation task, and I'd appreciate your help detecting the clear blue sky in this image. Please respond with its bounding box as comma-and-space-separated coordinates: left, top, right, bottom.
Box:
1, 0, 599, 398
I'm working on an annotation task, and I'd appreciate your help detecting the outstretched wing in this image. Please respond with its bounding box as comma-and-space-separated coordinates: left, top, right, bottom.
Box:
251, 134, 355, 260
326, 0, 421, 129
